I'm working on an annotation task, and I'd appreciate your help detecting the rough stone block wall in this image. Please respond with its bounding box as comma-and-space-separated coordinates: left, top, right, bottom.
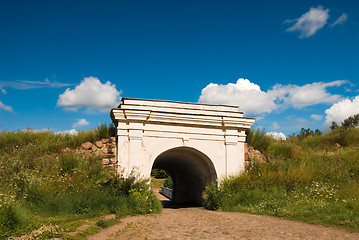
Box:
62, 137, 117, 167
244, 143, 267, 169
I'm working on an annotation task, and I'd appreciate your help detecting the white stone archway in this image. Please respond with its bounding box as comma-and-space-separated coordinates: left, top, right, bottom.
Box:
152, 146, 217, 204
110, 98, 254, 204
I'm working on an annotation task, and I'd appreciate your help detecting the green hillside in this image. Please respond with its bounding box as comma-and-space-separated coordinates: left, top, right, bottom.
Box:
204, 125, 359, 231
2, 120, 359, 238
0, 124, 161, 239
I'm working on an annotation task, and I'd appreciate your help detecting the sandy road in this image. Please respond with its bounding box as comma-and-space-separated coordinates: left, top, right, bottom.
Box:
88, 189, 359, 240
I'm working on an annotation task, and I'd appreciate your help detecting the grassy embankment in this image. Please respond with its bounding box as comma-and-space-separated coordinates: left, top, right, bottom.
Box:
0, 124, 161, 239
203, 127, 359, 231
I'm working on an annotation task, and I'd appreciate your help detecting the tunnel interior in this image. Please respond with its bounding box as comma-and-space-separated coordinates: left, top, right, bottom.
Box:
152, 147, 217, 205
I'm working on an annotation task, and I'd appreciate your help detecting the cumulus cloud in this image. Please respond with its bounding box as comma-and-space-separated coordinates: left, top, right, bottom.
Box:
22, 128, 50, 133
0, 78, 73, 90
331, 13, 348, 27
1, 88, 6, 94
281, 80, 347, 108
198, 78, 348, 115
57, 77, 121, 113
285, 6, 329, 38
56, 129, 78, 135
0, 101, 13, 112
266, 132, 286, 140
198, 78, 277, 115
311, 114, 323, 121
73, 119, 89, 128
323, 95, 359, 129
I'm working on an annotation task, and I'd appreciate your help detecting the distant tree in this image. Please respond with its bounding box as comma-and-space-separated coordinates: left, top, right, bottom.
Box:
330, 121, 339, 130
341, 114, 359, 129
298, 128, 314, 139
314, 129, 322, 135
296, 128, 322, 139
330, 114, 359, 131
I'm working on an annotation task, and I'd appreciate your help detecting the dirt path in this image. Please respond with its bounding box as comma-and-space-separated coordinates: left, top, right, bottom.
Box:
87, 189, 359, 240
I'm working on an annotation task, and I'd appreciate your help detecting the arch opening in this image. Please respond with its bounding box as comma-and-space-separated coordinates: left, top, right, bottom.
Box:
152, 147, 217, 205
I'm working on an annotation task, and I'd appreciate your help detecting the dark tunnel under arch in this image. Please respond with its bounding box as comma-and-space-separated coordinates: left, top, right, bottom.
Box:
152, 147, 217, 205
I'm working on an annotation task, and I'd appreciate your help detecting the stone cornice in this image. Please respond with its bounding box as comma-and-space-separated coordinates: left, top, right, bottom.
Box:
111, 98, 255, 131
112, 108, 254, 130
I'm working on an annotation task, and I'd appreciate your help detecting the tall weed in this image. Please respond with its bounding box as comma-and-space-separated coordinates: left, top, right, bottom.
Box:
246, 128, 272, 154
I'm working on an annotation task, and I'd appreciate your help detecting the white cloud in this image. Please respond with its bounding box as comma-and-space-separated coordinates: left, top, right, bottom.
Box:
198, 78, 278, 115
311, 114, 323, 121
1, 88, 6, 94
272, 121, 280, 130
331, 13, 348, 27
57, 77, 121, 113
22, 128, 50, 133
73, 119, 90, 128
266, 132, 286, 140
0, 101, 13, 112
56, 129, 78, 135
282, 80, 347, 108
285, 6, 329, 38
198, 78, 348, 115
0, 78, 73, 90
323, 95, 359, 129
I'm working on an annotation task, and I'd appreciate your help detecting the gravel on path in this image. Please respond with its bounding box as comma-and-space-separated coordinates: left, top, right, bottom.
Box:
88, 189, 359, 240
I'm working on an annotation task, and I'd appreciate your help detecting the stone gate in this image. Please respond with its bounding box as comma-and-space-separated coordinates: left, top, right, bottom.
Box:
110, 98, 254, 204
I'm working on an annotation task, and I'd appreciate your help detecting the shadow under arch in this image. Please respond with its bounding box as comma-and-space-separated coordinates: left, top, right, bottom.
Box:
152, 146, 217, 206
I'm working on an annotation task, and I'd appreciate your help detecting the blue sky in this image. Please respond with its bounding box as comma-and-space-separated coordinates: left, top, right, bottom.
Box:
0, 0, 358, 137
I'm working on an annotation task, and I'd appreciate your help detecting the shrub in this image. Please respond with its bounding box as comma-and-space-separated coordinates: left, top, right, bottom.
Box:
202, 183, 221, 210
151, 169, 169, 178
0, 195, 32, 239
0, 198, 19, 237
163, 176, 172, 189
59, 153, 79, 175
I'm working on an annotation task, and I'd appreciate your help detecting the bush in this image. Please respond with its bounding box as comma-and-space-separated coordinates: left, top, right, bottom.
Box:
0, 195, 32, 239
0, 200, 19, 237
151, 169, 169, 178
202, 183, 221, 210
59, 153, 79, 175
163, 176, 172, 189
